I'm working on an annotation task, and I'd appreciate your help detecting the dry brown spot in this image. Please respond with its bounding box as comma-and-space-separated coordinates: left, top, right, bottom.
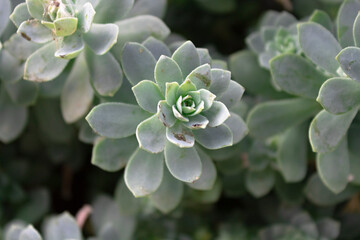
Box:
174, 133, 186, 142
20, 32, 31, 41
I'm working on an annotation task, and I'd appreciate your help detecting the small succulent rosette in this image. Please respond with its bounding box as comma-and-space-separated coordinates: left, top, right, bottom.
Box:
246, 10, 302, 69
87, 40, 247, 212
10, 0, 121, 82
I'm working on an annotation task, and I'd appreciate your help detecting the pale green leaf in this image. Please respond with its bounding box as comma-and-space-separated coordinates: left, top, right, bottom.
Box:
298, 22, 341, 75
85, 49, 123, 97
86, 103, 150, 138
336, 47, 360, 82
132, 80, 164, 113
55, 33, 84, 59
10, 3, 31, 28
172, 41, 200, 77
155, 55, 183, 94
337, 0, 360, 47
224, 112, 248, 144
208, 69, 231, 97
61, 53, 93, 123
136, 115, 166, 153
166, 122, 194, 148
83, 23, 119, 55
186, 64, 211, 89
310, 109, 357, 153
143, 36, 171, 60
317, 77, 360, 114
94, 0, 134, 23
121, 42, 156, 85
217, 80, 245, 109
193, 124, 233, 149
317, 139, 350, 194
247, 98, 320, 139
157, 100, 176, 128
78, 2, 95, 33
187, 148, 216, 190
125, 148, 164, 197
270, 54, 328, 99
17, 20, 52, 43
92, 137, 138, 172
277, 124, 307, 182
164, 141, 202, 182
202, 101, 230, 127
149, 168, 183, 213
245, 168, 275, 198
24, 42, 70, 82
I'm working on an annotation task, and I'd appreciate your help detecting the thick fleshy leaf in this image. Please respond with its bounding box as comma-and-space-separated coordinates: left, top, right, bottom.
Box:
197, 89, 215, 111
317, 139, 350, 194
0, 49, 23, 83
217, 80, 245, 109
83, 23, 119, 55
136, 115, 166, 153
122, 42, 156, 85
43, 212, 82, 240
61, 54, 93, 123
305, 173, 358, 206
166, 122, 194, 148
274, 11, 297, 27
78, 2, 96, 33
132, 80, 163, 113
310, 10, 334, 33
24, 42, 69, 82
245, 168, 275, 198
0, 89, 27, 143
53, 17, 78, 37
5, 80, 38, 106
270, 54, 328, 99
26, 0, 44, 19
112, 15, 170, 60
86, 49, 123, 97
172, 105, 189, 122
186, 64, 211, 89
202, 101, 230, 127
224, 112, 248, 144
298, 22, 341, 75
310, 109, 357, 153
157, 100, 176, 128
229, 50, 284, 98
247, 98, 320, 139
143, 36, 171, 60
165, 82, 179, 105
149, 167, 183, 213
209, 68, 231, 97
177, 79, 196, 97
172, 41, 200, 77
155, 55, 183, 94
128, 0, 167, 18
277, 124, 307, 183
197, 48, 211, 65
0, 0, 10, 35
337, 47, 360, 82
94, 0, 134, 23
194, 124, 233, 149
17, 20, 52, 43
114, 179, 140, 215
246, 32, 265, 54
86, 103, 150, 138
19, 226, 41, 240
317, 77, 360, 114
125, 148, 164, 197
55, 33, 84, 59
92, 137, 138, 172
187, 148, 216, 190
183, 114, 209, 129
10, 3, 31, 28
164, 141, 202, 182
337, 0, 360, 47
4, 34, 41, 61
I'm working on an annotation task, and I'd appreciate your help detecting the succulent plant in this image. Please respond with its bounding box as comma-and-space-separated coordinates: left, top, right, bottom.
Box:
10, 0, 121, 82
86, 40, 247, 211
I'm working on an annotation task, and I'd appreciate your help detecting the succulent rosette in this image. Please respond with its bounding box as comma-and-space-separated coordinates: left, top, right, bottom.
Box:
10, 0, 120, 82
86, 40, 247, 211
246, 11, 301, 70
